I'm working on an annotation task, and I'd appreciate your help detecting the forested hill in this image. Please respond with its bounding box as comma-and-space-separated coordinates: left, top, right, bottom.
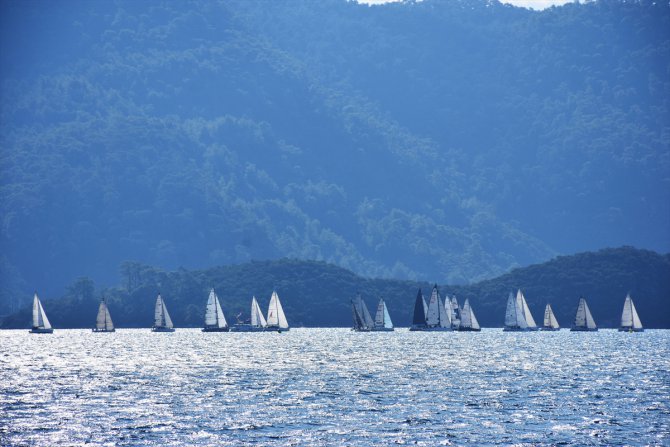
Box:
2, 247, 668, 329
1, 0, 669, 313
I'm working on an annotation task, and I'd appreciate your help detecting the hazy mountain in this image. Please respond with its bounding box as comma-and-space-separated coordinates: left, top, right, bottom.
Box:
2, 246, 668, 328
1, 0, 668, 311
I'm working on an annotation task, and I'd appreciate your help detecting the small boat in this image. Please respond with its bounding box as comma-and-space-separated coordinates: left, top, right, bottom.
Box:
540, 304, 560, 331
351, 294, 374, 332
448, 295, 461, 330
202, 288, 229, 332
571, 297, 597, 332
266, 291, 289, 332
231, 296, 267, 332
372, 297, 394, 331
619, 294, 643, 332
458, 298, 481, 331
29, 292, 53, 334
409, 288, 428, 331
92, 297, 115, 332
503, 289, 538, 331
422, 284, 452, 331
152, 293, 175, 332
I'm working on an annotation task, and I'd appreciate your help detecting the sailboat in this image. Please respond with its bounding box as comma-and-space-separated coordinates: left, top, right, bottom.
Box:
503, 290, 537, 331
231, 296, 267, 332
372, 297, 394, 332
92, 297, 115, 332
458, 298, 481, 331
571, 297, 597, 332
266, 291, 289, 332
423, 284, 452, 331
202, 288, 229, 332
619, 294, 643, 332
152, 293, 175, 332
503, 291, 526, 331
540, 304, 560, 331
448, 295, 461, 329
351, 294, 374, 331
29, 292, 53, 334
409, 288, 428, 331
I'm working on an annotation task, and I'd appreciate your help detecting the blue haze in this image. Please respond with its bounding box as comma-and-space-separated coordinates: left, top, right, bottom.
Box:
1, 0, 669, 307
1, 328, 668, 445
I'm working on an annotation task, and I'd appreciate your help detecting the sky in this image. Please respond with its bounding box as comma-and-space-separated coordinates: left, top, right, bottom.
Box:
359, 0, 577, 9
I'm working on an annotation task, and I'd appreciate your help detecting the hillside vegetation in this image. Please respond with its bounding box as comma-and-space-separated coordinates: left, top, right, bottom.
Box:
1, 0, 669, 312
2, 247, 668, 329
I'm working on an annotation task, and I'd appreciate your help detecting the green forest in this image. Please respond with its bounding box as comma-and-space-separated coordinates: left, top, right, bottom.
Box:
1, 0, 668, 313
2, 246, 668, 329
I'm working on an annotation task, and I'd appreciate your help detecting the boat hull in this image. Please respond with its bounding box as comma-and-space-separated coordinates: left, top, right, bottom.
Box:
230, 325, 265, 332
202, 327, 230, 332
266, 326, 290, 333
540, 327, 560, 331
570, 327, 598, 332
410, 326, 452, 332
457, 327, 481, 332
29, 327, 53, 334
503, 327, 538, 332
371, 327, 394, 332
152, 327, 175, 333
92, 328, 115, 333
618, 327, 644, 332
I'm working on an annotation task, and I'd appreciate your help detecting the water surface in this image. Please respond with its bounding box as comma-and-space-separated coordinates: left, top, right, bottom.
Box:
1, 328, 668, 446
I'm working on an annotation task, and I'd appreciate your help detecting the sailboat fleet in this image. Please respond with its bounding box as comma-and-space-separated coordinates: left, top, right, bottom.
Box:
408, 285, 481, 331
351, 294, 394, 331
24, 288, 645, 333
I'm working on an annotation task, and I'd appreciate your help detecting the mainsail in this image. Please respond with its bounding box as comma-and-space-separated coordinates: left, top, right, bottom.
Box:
542, 304, 559, 330
204, 288, 228, 329
94, 298, 114, 332
572, 297, 597, 331
459, 298, 480, 331
154, 294, 174, 330
352, 294, 374, 331
250, 296, 267, 327
426, 285, 451, 329
620, 294, 643, 331
31, 293, 52, 331
449, 295, 461, 329
373, 297, 394, 330
411, 288, 428, 329
266, 291, 289, 330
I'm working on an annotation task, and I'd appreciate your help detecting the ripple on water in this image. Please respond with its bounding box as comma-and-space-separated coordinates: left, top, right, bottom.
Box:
0, 328, 669, 446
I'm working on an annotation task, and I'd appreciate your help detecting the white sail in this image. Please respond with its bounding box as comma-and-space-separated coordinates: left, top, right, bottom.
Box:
505, 291, 527, 328
518, 290, 537, 329
630, 298, 642, 329
461, 298, 480, 330
621, 294, 643, 330
204, 289, 227, 328
583, 299, 596, 329
426, 285, 450, 328
155, 294, 174, 329
267, 291, 289, 329
449, 296, 461, 328
250, 296, 267, 327
32, 293, 52, 330
574, 297, 596, 330
96, 299, 114, 331
374, 298, 393, 329
543, 304, 559, 329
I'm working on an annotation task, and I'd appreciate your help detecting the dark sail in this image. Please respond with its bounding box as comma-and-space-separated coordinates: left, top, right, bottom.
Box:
412, 288, 427, 327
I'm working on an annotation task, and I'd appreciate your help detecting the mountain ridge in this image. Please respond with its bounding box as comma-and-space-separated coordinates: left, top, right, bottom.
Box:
2, 246, 668, 329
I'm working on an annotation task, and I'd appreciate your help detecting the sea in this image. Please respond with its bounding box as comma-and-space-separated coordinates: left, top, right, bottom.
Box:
1, 328, 668, 446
